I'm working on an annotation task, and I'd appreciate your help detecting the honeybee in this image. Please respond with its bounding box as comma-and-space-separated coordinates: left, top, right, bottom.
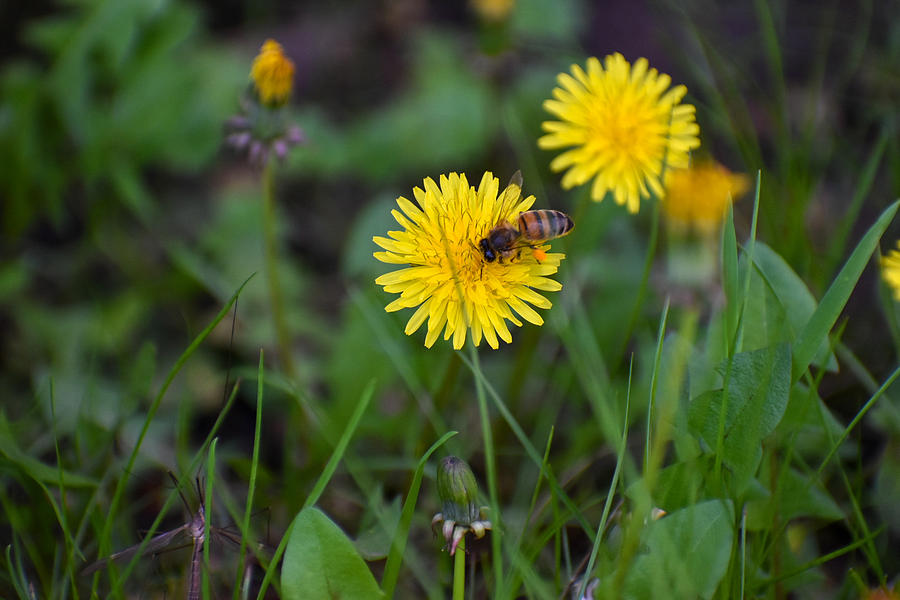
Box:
480, 210, 574, 263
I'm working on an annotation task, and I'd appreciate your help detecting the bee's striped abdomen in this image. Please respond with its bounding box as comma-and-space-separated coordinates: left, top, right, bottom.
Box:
517, 210, 574, 243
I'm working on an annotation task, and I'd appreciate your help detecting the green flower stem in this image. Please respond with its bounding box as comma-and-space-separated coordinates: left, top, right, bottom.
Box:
261, 160, 296, 380
469, 344, 503, 595
615, 198, 660, 369
453, 535, 467, 600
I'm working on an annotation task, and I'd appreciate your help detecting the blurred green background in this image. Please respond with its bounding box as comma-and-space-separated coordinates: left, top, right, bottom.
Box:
2, 0, 900, 598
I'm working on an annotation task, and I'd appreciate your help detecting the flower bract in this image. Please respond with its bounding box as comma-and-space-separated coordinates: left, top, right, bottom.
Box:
432, 456, 491, 556
539, 53, 701, 213
373, 172, 565, 349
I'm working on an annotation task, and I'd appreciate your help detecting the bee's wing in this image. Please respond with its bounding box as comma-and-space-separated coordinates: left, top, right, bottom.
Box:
493, 171, 524, 224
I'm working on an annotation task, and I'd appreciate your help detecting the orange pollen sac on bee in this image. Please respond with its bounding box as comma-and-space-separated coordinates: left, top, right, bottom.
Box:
532, 248, 547, 262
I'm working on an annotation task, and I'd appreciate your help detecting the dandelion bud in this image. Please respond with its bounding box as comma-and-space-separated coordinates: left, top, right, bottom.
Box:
437, 456, 481, 526
432, 456, 492, 555
224, 39, 304, 166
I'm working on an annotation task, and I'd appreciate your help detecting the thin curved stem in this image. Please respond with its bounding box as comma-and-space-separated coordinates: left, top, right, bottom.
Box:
261, 161, 296, 379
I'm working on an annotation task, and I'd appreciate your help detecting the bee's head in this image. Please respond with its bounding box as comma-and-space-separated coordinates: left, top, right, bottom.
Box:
479, 238, 496, 262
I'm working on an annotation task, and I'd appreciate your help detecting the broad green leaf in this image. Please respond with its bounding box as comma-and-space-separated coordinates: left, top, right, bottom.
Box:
793, 200, 899, 380
255, 381, 377, 599
651, 456, 712, 511
624, 500, 734, 600
752, 243, 836, 370
282, 507, 385, 600
778, 468, 842, 521
746, 468, 842, 529
777, 382, 843, 445
688, 344, 791, 485
354, 497, 401, 561
740, 255, 790, 353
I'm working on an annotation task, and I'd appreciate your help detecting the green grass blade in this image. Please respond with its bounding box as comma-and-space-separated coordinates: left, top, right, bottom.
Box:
576, 355, 633, 600
734, 171, 762, 354
722, 202, 740, 353
49, 382, 80, 600
305, 379, 376, 509
381, 431, 458, 599
503, 426, 555, 597
793, 200, 900, 380
761, 527, 882, 587
816, 364, 900, 479
457, 352, 594, 540
95, 275, 254, 573
739, 507, 747, 599
255, 379, 376, 600
617, 199, 661, 364
106, 379, 241, 596
754, 0, 788, 143
468, 344, 503, 595
824, 127, 890, 280
203, 438, 218, 600
646, 301, 670, 471
6, 541, 32, 600
234, 350, 265, 599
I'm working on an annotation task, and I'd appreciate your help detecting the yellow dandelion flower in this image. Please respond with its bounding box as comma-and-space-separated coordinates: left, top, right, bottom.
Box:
882, 241, 900, 301
470, 0, 515, 22
374, 172, 566, 350
250, 39, 295, 106
662, 161, 750, 234
538, 53, 701, 213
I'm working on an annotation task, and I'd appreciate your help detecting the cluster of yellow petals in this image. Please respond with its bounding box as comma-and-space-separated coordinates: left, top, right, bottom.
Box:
662, 161, 750, 234
250, 39, 295, 106
373, 173, 565, 350
882, 241, 900, 301
539, 53, 701, 213
470, 0, 516, 22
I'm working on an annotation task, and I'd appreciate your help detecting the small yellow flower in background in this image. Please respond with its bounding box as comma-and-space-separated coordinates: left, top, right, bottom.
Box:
227, 38, 303, 164
470, 0, 515, 22
374, 172, 565, 350
662, 161, 750, 234
862, 586, 899, 600
882, 242, 900, 301
539, 53, 701, 213
250, 39, 295, 106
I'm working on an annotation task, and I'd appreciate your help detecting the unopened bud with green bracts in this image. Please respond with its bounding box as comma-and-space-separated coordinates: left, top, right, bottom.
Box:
432, 456, 491, 556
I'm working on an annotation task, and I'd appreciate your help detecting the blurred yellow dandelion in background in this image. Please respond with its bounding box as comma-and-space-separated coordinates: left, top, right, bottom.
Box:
662, 161, 750, 234
470, 0, 516, 22
539, 53, 701, 213
374, 172, 565, 349
250, 39, 295, 106
881, 241, 900, 301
